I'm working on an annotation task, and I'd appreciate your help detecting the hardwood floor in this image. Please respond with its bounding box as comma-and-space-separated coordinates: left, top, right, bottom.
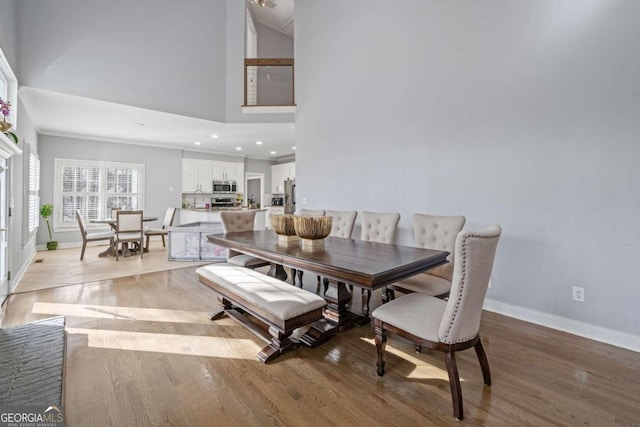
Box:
2, 266, 640, 426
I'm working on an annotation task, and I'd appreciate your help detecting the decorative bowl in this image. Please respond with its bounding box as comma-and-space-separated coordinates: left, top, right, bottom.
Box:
271, 214, 299, 244
293, 215, 333, 248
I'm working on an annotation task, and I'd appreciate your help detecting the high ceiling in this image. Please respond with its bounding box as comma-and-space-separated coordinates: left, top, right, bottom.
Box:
20, 0, 297, 160
250, 0, 294, 37
20, 87, 295, 160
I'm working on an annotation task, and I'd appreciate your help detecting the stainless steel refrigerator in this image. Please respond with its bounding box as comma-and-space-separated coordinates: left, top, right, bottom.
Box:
284, 179, 295, 214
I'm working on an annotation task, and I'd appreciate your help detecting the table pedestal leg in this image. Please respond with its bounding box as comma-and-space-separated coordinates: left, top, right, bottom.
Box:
299, 279, 370, 347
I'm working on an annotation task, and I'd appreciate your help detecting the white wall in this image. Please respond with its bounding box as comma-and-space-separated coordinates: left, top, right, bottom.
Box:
295, 1, 640, 342
16, 0, 227, 121
0, 0, 17, 71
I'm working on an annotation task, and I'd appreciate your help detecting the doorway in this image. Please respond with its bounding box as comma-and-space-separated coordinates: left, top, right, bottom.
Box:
245, 172, 265, 209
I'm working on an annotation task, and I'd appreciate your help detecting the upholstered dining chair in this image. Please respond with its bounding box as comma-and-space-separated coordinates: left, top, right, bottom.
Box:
144, 207, 176, 250
75, 210, 115, 260
372, 225, 501, 421
291, 209, 327, 287
384, 214, 465, 302
317, 210, 358, 294
220, 210, 270, 269
115, 210, 144, 260
358, 211, 401, 315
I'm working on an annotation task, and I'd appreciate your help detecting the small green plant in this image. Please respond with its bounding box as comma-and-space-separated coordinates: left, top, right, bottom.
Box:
40, 204, 57, 249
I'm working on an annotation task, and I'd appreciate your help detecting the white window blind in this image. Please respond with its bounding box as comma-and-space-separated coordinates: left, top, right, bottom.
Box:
28, 151, 40, 232
54, 159, 144, 230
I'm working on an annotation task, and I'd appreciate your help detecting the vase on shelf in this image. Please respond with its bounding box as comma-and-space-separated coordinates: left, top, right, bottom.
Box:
0, 120, 12, 133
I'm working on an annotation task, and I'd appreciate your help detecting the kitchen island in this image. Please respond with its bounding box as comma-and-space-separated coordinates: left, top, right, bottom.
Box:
179, 208, 267, 230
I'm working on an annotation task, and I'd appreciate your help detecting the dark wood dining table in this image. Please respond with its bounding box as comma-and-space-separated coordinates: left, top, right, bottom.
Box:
91, 216, 158, 257
207, 230, 449, 346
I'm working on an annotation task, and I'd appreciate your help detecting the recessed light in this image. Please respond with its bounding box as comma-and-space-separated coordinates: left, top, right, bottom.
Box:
236, 147, 242, 151
270, 151, 276, 155
211, 134, 219, 139
256, 141, 263, 145
194, 141, 201, 145
292, 146, 296, 150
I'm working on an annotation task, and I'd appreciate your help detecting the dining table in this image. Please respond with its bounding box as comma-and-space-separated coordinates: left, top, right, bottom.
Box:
90, 216, 158, 257
206, 230, 449, 346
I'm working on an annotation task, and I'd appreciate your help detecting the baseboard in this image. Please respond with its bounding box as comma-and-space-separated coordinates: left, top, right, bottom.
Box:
36, 241, 104, 251
483, 298, 640, 353
9, 246, 37, 295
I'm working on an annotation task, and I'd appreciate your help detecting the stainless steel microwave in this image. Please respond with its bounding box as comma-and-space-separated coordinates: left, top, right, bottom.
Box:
212, 180, 237, 193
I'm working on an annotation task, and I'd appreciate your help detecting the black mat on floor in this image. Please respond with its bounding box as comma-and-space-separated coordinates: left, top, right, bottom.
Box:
0, 316, 66, 405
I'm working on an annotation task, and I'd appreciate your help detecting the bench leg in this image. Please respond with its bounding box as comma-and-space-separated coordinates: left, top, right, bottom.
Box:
208, 296, 232, 320
258, 326, 294, 363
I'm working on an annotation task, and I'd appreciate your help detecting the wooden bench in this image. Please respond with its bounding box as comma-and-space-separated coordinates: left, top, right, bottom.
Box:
196, 264, 327, 363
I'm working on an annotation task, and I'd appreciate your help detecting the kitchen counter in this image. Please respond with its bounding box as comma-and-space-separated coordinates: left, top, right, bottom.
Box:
178, 208, 267, 230
180, 207, 267, 212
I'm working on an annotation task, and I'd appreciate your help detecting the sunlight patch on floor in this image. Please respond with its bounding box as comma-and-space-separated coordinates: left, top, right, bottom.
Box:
361, 336, 454, 381
32, 302, 235, 325
66, 327, 261, 359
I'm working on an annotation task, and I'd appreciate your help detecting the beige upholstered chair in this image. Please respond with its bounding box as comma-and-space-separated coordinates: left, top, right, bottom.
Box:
358, 211, 401, 314
326, 210, 357, 239
316, 210, 358, 293
360, 211, 401, 244
299, 208, 326, 216
220, 210, 270, 269
115, 210, 144, 260
372, 226, 501, 420
76, 210, 115, 260
385, 214, 465, 302
144, 207, 176, 250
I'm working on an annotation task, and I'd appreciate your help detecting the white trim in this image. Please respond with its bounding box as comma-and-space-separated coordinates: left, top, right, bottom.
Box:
8, 246, 37, 295
483, 298, 640, 353
242, 105, 296, 114
0, 131, 22, 159
0, 47, 18, 127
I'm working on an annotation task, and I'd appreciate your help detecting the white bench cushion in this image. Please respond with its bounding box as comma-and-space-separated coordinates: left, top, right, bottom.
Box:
196, 264, 326, 321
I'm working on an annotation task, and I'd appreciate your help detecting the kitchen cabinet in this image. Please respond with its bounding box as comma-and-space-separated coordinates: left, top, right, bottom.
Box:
183, 159, 243, 194
271, 162, 295, 194
265, 206, 284, 229
212, 161, 243, 182
182, 159, 213, 192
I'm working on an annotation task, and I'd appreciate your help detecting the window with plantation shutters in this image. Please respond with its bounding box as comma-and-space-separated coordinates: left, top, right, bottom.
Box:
54, 159, 144, 230
28, 151, 40, 233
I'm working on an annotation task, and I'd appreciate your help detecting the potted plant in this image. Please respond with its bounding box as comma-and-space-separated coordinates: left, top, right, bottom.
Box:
40, 203, 57, 250
0, 97, 18, 143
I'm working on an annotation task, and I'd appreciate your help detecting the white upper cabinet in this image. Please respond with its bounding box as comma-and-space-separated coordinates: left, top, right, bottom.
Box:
271, 162, 295, 193
183, 159, 244, 193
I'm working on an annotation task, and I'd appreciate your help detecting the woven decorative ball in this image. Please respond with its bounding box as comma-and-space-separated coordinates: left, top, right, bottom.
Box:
293, 215, 333, 247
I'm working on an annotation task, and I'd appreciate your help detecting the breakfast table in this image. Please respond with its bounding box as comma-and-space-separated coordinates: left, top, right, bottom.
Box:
207, 230, 449, 345
90, 216, 158, 257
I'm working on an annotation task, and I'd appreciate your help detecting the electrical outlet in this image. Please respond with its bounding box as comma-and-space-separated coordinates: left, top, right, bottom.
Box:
572, 286, 585, 302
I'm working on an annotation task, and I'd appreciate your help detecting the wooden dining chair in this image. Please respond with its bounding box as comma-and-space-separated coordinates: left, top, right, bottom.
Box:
372, 226, 501, 421
115, 210, 144, 260
144, 207, 176, 250
384, 213, 465, 303
76, 210, 115, 260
